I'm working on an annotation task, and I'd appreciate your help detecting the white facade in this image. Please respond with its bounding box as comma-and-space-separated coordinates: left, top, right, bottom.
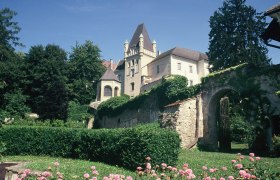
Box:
99, 23, 209, 101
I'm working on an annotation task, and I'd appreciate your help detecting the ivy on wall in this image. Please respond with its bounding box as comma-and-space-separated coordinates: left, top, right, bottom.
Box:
96, 75, 201, 119
201, 63, 280, 153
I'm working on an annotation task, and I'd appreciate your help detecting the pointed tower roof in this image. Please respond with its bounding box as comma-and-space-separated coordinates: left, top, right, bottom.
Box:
99, 68, 119, 82
128, 23, 154, 52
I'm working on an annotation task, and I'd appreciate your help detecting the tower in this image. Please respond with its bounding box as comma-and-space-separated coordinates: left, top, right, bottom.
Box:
96, 66, 121, 102
123, 23, 156, 97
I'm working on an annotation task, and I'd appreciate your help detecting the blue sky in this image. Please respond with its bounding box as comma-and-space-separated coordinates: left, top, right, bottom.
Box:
2, 0, 279, 64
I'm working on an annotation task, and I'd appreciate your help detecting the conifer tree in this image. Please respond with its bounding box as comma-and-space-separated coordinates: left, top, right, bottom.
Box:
207, 0, 270, 71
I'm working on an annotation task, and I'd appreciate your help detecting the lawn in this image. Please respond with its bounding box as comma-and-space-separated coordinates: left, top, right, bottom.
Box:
2, 149, 280, 179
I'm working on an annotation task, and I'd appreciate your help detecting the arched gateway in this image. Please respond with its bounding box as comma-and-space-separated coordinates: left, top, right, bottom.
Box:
198, 64, 280, 151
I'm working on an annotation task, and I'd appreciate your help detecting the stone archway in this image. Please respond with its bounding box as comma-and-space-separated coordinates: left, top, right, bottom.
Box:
202, 86, 237, 151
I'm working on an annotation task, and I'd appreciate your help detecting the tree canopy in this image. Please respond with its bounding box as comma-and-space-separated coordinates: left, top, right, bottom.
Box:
67, 41, 105, 104
26, 45, 68, 120
207, 0, 270, 72
0, 8, 23, 61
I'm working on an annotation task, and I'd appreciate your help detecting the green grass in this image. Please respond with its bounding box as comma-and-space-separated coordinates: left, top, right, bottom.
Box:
177, 149, 280, 176
2, 156, 133, 179
2, 150, 280, 179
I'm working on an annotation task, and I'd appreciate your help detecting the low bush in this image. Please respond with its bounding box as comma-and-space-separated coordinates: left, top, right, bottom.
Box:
272, 135, 280, 157
0, 123, 180, 170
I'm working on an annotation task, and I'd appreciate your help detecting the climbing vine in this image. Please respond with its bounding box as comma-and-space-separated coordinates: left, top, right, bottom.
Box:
96, 75, 200, 118
202, 63, 280, 153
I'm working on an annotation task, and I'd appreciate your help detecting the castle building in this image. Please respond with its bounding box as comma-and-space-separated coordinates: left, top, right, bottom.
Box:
97, 23, 209, 101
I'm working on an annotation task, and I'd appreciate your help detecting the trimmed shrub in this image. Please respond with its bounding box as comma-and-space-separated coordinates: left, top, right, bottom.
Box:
0, 123, 180, 170
119, 123, 180, 169
10, 118, 85, 128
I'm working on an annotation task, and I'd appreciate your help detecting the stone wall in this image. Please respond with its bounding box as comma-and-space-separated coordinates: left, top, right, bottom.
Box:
97, 93, 160, 128
160, 95, 203, 148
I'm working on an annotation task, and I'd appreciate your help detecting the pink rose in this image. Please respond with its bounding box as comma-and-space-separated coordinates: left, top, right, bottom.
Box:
146, 163, 152, 170
255, 157, 260, 161
136, 167, 142, 171
126, 176, 133, 180
24, 169, 31, 175
239, 170, 246, 177
161, 163, 167, 169
228, 176, 234, 180
84, 173, 90, 179
92, 170, 99, 176
245, 173, 251, 179
231, 160, 237, 163
249, 153, 255, 157
91, 166, 96, 170
220, 178, 225, 180
202, 166, 208, 170
235, 164, 243, 169
54, 162, 59, 167
185, 168, 193, 175
222, 167, 227, 171
183, 163, 189, 169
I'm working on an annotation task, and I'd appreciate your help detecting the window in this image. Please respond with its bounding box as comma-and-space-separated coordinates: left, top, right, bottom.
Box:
177, 63, 181, 70
189, 80, 193, 86
114, 87, 119, 96
131, 69, 135, 77
131, 83, 134, 91
157, 65, 160, 74
104, 85, 112, 96
189, 65, 193, 73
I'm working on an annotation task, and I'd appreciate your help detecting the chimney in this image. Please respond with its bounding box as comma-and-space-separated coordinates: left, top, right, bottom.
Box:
110, 59, 113, 70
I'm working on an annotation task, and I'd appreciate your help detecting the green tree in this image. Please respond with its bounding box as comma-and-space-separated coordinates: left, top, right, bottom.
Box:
26, 45, 68, 120
68, 41, 105, 104
0, 54, 30, 114
2, 90, 30, 118
207, 0, 270, 71
0, 8, 23, 61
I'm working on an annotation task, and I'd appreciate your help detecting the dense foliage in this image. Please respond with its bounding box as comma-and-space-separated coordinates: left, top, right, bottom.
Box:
0, 8, 105, 121
207, 0, 270, 71
96, 75, 201, 119
25, 45, 68, 120
67, 101, 92, 122
0, 123, 180, 170
67, 41, 106, 105
0, 8, 23, 61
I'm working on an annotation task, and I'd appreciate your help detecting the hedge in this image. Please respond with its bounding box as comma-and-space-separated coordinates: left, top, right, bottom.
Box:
0, 123, 180, 170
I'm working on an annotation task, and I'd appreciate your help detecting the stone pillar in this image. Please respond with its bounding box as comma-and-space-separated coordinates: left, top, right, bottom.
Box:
219, 96, 231, 152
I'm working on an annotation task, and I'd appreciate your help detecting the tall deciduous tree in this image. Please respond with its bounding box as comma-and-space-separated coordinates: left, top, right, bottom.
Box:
26, 45, 68, 120
68, 41, 105, 104
207, 0, 270, 71
0, 8, 23, 61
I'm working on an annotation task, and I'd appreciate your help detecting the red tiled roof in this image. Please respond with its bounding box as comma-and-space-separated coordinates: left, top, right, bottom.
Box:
102, 60, 117, 71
